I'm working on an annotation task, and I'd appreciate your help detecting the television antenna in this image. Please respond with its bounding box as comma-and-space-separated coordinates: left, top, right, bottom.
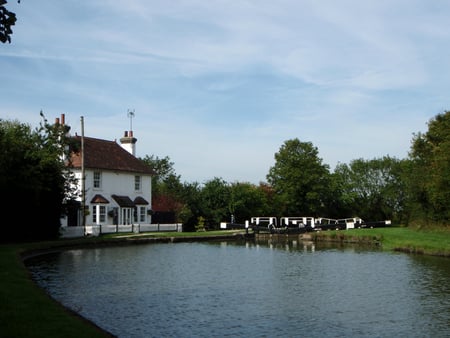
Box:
127, 109, 135, 131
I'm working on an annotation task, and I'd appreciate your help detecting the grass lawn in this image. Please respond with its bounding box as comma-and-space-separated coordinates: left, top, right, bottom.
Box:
0, 227, 448, 337
313, 226, 450, 257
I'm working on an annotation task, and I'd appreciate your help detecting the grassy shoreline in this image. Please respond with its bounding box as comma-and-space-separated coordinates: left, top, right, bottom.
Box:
1, 228, 448, 337
312, 226, 450, 257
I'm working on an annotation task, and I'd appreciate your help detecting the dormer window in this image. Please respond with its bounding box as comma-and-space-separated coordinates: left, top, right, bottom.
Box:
135, 175, 141, 191
93, 171, 102, 189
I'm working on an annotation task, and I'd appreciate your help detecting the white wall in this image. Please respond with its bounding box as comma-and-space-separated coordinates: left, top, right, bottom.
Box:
61, 168, 152, 228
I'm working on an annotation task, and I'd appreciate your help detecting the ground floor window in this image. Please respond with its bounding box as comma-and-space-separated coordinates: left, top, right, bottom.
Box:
92, 205, 106, 224
121, 208, 133, 225
139, 206, 146, 223
133, 206, 147, 223
99, 205, 106, 223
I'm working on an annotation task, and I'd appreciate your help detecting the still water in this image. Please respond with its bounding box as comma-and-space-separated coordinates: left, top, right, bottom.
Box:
26, 240, 450, 337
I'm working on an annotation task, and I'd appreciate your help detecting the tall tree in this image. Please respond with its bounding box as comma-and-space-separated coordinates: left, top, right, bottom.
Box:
0, 113, 74, 241
408, 111, 450, 224
267, 138, 331, 216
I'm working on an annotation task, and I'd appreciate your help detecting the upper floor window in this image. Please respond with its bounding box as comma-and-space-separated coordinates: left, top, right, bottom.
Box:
93, 171, 102, 189
134, 175, 141, 191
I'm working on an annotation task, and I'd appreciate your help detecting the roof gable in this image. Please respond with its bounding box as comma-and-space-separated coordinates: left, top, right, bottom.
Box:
69, 136, 154, 175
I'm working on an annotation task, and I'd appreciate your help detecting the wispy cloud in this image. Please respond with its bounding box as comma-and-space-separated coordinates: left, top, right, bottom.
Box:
1, 0, 448, 182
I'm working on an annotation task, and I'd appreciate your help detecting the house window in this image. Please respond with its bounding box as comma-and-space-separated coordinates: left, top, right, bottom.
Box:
121, 208, 132, 225
139, 206, 146, 223
134, 175, 141, 191
133, 206, 146, 223
93, 171, 102, 189
99, 206, 106, 223
92, 205, 106, 224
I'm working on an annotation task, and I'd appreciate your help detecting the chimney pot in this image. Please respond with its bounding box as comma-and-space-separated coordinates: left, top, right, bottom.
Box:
55, 118, 60, 125
61, 114, 65, 125
124, 131, 128, 137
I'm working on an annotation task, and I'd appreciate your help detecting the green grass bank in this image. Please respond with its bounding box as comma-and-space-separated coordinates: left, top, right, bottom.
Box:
313, 226, 450, 257
1, 228, 448, 337
0, 242, 115, 338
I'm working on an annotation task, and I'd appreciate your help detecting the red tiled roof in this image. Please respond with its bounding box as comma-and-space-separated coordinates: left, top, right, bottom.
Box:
70, 136, 154, 175
90, 194, 110, 204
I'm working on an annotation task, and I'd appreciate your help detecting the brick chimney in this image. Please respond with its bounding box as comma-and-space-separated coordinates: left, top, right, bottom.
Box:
120, 130, 137, 156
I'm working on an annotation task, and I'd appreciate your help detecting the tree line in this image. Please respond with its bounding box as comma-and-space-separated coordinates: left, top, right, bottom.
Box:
144, 111, 450, 231
1, 111, 449, 240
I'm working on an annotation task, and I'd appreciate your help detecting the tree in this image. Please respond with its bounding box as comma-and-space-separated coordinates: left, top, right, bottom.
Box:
178, 181, 202, 231
0, 1, 18, 43
141, 155, 185, 223
333, 157, 408, 222
199, 177, 230, 229
141, 155, 177, 184
266, 138, 331, 216
408, 111, 450, 224
0, 113, 74, 241
228, 182, 270, 223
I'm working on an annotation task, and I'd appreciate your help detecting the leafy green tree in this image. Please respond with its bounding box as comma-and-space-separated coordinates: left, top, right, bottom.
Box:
141, 155, 177, 184
333, 157, 407, 222
0, 1, 18, 43
199, 177, 230, 229
141, 154, 179, 197
228, 182, 270, 223
0, 113, 74, 241
408, 111, 450, 224
266, 138, 331, 216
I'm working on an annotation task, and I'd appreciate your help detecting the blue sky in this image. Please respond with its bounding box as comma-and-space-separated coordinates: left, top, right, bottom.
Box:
2, 0, 449, 183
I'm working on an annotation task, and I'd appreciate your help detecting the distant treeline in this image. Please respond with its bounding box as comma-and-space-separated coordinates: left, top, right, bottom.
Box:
1, 111, 449, 240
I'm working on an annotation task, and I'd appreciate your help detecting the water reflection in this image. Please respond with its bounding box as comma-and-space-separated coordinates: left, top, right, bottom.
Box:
26, 240, 450, 338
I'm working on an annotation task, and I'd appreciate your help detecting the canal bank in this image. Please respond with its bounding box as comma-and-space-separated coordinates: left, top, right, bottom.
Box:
310, 227, 450, 257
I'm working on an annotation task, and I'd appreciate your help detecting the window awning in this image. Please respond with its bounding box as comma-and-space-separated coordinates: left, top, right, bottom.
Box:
134, 196, 149, 205
90, 194, 109, 204
111, 195, 135, 207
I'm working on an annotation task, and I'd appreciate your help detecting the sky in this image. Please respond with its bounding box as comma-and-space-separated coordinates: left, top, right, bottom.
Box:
2, 0, 450, 184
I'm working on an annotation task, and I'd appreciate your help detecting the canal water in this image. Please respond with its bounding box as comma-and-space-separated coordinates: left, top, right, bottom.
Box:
26, 240, 450, 337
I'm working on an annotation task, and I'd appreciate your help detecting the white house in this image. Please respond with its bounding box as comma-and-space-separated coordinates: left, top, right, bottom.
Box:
59, 116, 155, 237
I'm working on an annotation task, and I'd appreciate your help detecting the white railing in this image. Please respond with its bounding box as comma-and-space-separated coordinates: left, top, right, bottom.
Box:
60, 226, 85, 238
60, 223, 183, 238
